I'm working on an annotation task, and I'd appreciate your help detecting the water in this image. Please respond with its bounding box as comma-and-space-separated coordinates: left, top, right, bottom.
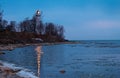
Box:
0, 40, 120, 78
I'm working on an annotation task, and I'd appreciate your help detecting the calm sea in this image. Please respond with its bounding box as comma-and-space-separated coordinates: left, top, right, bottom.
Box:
0, 40, 120, 78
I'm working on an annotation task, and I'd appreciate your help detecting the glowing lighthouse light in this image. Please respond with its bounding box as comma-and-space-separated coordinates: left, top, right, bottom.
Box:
37, 11, 40, 14
36, 10, 40, 16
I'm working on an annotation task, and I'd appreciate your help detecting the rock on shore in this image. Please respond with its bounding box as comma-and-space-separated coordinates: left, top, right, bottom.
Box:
0, 65, 23, 78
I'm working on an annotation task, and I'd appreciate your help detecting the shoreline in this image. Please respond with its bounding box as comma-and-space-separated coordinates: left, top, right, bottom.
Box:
0, 61, 38, 78
0, 41, 80, 51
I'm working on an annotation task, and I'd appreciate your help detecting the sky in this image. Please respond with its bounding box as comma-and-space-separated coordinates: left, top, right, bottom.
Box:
0, 0, 120, 40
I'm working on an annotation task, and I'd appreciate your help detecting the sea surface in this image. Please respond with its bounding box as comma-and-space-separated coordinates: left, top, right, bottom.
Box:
0, 40, 120, 78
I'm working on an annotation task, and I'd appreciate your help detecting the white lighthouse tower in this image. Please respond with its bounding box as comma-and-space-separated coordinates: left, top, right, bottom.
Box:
35, 10, 41, 34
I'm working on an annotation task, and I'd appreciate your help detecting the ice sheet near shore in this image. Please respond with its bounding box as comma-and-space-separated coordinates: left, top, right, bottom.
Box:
0, 60, 38, 78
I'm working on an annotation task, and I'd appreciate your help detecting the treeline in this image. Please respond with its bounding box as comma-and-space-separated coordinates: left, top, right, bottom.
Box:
19, 17, 65, 41
0, 10, 65, 43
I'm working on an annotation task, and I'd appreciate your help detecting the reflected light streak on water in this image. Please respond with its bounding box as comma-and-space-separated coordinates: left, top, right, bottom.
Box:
35, 46, 42, 77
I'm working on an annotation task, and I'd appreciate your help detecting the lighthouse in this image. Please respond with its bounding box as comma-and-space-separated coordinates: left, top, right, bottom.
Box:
35, 10, 41, 34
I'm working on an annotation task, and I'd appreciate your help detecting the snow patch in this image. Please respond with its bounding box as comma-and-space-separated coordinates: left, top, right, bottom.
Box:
0, 61, 38, 78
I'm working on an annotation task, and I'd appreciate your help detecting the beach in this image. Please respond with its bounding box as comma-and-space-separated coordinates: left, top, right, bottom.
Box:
0, 44, 22, 78
0, 44, 38, 78
0, 63, 23, 78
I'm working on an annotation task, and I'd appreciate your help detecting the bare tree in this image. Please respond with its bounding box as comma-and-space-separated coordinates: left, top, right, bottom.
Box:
57, 25, 65, 41
44, 23, 65, 41
0, 9, 4, 31
38, 21, 44, 35
3, 20, 8, 28
6, 21, 16, 32
45, 23, 55, 36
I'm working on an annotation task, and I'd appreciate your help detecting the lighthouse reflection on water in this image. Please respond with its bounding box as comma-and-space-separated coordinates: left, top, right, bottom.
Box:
35, 46, 43, 77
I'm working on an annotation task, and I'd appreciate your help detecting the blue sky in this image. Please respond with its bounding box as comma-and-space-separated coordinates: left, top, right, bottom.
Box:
0, 0, 120, 40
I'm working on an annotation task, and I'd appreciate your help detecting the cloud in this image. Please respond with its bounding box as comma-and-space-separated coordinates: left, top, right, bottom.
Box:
85, 20, 120, 28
